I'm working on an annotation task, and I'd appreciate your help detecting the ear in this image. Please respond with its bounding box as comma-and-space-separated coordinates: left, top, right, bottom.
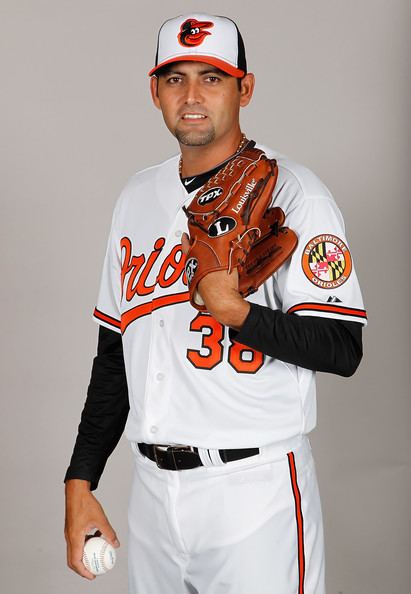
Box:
150, 76, 161, 109
239, 73, 255, 108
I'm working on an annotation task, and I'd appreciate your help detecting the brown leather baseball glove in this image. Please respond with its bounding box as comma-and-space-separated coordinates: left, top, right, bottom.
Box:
239, 205, 298, 297
183, 141, 298, 311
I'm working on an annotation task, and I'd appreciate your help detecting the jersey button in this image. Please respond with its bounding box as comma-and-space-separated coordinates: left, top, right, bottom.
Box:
150, 425, 158, 434
159, 319, 165, 328
156, 372, 165, 381
175, 230, 182, 237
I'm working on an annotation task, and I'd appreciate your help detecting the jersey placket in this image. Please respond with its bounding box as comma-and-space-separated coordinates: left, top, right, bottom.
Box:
141, 203, 189, 442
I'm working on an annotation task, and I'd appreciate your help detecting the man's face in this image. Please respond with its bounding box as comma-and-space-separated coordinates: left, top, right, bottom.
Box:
150, 61, 253, 147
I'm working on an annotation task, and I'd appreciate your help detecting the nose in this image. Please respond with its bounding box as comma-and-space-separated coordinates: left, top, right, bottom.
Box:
184, 78, 203, 105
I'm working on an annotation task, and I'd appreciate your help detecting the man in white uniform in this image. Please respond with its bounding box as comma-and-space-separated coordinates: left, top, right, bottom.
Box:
64, 13, 367, 594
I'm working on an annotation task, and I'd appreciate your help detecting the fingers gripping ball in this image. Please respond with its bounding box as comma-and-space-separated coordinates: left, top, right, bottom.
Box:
82, 536, 116, 576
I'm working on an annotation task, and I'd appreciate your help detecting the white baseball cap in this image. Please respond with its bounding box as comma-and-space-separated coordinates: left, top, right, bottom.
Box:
148, 14, 247, 78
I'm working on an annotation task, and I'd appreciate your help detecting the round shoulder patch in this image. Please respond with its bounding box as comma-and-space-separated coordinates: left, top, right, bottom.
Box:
302, 234, 352, 289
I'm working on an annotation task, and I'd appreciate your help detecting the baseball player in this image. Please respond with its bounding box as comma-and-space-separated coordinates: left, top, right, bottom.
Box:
64, 13, 367, 594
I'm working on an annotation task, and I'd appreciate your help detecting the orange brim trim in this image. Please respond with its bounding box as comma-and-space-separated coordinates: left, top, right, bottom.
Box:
148, 56, 245, 78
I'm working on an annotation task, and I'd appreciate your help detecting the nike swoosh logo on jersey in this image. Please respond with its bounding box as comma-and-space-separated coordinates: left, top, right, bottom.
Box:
184, 177, 195, 185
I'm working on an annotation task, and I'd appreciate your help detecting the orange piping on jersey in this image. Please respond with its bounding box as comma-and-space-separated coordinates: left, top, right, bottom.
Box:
288, 452, 305, 594
121, 291, 190, 333
287, 302, 367, 319
93, 307, 121, 329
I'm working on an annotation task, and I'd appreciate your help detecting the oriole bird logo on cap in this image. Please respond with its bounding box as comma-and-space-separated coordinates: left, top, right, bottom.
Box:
178, 19, 214, 47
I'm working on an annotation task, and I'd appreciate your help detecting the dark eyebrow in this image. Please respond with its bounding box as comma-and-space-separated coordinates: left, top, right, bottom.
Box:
159, 66, 228, 77
200, 68, 228, 76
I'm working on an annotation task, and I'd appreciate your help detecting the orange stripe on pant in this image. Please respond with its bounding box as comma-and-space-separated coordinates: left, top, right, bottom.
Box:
288, 451, 305, 594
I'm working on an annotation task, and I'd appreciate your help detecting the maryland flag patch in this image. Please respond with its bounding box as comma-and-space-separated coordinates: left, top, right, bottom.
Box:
302, 234, 352, 289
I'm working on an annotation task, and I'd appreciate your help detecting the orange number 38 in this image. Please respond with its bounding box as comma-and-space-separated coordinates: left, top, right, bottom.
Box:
186, 312, 264, 374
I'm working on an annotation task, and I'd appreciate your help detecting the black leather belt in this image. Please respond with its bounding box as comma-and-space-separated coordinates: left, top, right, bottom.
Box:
137, 443, 260, 470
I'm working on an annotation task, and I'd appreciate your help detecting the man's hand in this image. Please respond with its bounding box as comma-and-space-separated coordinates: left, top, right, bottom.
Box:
64, 479, 120, 580
182, 233, 250, 329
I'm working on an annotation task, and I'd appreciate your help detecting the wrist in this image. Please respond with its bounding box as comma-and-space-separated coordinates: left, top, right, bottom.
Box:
65, 478, 92, 493
210, 295, 250, 329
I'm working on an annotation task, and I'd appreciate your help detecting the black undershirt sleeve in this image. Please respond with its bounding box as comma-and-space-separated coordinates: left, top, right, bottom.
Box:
64, 325, 129, 491
229, 302, 363, 377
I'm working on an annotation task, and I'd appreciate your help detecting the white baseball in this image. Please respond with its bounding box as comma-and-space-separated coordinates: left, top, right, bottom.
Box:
82, 536, 116, 576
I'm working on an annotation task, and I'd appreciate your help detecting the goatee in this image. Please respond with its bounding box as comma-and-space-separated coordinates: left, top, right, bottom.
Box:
175, 129, 215, 146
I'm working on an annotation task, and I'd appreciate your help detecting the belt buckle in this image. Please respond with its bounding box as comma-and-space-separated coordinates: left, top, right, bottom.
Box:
172, 444, 194, 452
152, 444, 195, 469
152, 444, 168, 468
170, 445, 195, 470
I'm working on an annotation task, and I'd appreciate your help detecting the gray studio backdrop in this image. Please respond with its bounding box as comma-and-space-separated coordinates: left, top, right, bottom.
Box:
1, 1, 409, 593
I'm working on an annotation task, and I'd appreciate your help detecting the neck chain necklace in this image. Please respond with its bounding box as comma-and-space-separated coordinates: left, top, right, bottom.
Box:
179, 132, 248, 178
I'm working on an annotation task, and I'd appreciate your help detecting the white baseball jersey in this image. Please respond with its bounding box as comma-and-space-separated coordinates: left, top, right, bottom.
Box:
93, 142, 367, 450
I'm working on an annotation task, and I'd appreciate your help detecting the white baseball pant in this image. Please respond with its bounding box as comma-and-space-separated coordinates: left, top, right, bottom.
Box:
127, 435, 325, 594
